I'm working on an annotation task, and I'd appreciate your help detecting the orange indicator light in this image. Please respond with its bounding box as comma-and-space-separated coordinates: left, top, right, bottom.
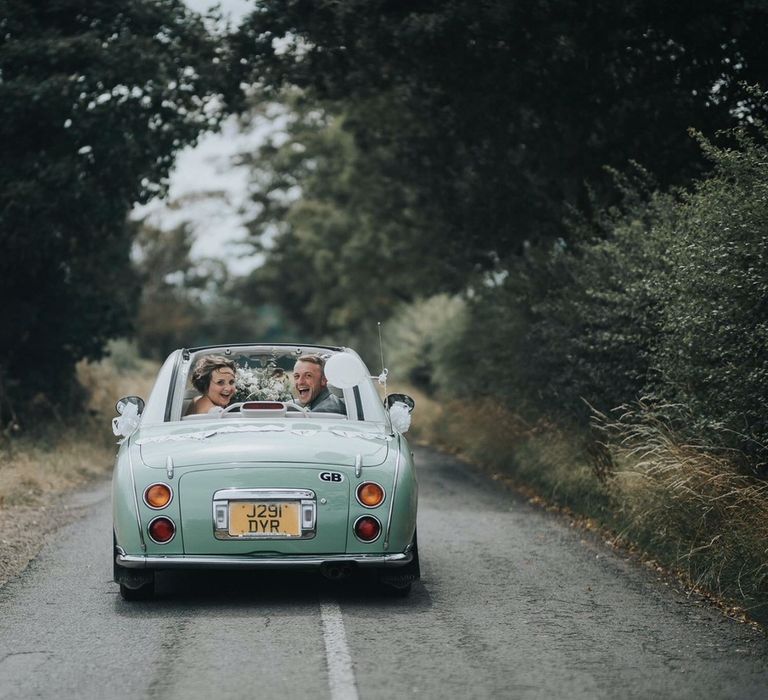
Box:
144, 483, 172, 509
357, 482, 385, 507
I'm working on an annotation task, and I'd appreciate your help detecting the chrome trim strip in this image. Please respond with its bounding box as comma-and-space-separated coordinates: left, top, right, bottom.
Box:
166, 455, 174, 480
164, 349, 182, 422
383, 436, 402, 551
127, 443, 146, 552
187, 343, 343, 354
116, 552, 413, 570
213, 488, 314, 501
354, 453, 362, 478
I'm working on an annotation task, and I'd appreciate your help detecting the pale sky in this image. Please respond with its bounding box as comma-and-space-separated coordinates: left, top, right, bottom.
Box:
131, 0, 261, 275
185, 0, 253, 25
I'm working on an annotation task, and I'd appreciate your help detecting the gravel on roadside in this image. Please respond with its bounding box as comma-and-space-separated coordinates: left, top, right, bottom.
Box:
0, 496, 99, 588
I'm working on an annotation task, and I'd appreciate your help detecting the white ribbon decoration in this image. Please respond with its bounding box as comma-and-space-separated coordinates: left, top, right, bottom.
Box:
389, 402, 412, 434
135, 424, 393, 444
112, 401, 140, 439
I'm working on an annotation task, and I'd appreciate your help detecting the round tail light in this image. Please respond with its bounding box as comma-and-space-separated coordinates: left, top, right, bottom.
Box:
356, 482, 385, 508
354, 516, 381, 542
144, 483, 173, 509
148, 516, 176, 544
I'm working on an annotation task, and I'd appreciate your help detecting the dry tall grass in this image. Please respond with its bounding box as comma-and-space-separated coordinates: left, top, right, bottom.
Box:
595, 405, 768, 608
409, 387, 768, 612
405, 387, 608, 511
0, 349, 157, 507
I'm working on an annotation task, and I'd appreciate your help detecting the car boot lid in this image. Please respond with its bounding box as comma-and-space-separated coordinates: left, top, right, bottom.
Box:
134, 419, 391, 468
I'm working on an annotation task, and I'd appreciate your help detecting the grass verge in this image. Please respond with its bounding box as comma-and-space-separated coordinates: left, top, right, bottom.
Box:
0, 347, 157, 587
405, 387, 768, 624
0, 352, 157, 508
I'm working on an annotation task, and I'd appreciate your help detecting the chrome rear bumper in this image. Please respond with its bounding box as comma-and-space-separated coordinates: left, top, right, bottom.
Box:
116, 551, 413, 570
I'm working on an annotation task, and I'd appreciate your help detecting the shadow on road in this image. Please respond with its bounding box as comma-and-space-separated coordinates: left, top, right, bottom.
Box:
111, 568, 433, 614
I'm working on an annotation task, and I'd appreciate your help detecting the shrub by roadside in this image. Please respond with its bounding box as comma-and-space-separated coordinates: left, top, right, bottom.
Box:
407, 389, 768, 619
595, 402, 768, 609
0, 343, 157, 508
0, 343, 157, 586
381, 109, 768, 620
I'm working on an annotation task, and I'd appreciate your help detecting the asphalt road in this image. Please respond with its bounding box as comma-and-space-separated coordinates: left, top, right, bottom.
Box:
1, 446, 767, 700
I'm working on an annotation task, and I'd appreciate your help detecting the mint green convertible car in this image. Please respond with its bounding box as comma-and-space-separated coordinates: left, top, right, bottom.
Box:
112, 344, 419, 600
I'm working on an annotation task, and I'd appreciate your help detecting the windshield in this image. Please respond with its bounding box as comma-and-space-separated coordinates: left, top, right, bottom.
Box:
154, 344, 388, 425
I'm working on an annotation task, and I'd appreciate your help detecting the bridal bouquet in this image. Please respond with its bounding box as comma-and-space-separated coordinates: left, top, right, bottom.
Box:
234, 366, 293, 403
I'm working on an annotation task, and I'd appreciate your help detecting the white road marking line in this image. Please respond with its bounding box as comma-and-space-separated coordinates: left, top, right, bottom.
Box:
320, 600, 360, 700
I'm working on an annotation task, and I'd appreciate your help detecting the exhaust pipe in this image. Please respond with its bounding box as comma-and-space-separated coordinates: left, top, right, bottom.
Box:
320, 563, 353, 580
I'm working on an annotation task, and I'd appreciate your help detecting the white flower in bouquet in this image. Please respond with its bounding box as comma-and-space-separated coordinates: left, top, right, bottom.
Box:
234, 366, 293, 403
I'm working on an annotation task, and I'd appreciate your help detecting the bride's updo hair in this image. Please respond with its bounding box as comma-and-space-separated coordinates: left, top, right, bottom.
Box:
190, 355, 237, 393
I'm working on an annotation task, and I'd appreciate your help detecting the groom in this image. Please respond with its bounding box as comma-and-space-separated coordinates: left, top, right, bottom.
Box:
292, 355, 346, 414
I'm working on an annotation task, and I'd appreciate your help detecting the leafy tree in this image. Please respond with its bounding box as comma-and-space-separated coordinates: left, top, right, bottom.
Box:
236, 93, 445, 339
134, 220, 288, 359
0, 0, 229, 421
434, 113, 768, 471
424, 165, 676, 426
133, 222, 212, 360
234, 0, 768, 277
381, 294, 468, 392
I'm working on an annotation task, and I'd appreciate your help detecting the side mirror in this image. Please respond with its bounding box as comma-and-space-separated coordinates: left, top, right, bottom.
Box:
385, 393, 415, 434
116, 396, 145, 416
385, 393, 415, 413
113, 396, 144, 439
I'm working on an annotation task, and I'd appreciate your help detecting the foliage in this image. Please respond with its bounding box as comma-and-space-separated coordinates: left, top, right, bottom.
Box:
133, 220, 285, 359
594, 401, 768, 609
0, 351, 157, 507
0, 0, 229, 422
236, 93, 446, 338
382, 294, 468, 392
235, 0, 768, 278
432, 174, 676, 423
103, 338, 143, 374
430, 113, 768, 472
651, 120, 768, 466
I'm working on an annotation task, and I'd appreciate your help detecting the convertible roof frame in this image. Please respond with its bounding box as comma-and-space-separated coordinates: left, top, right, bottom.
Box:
185, 343, 345, 355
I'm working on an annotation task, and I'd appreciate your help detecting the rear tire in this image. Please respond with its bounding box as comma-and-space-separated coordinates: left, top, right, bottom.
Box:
377, 530, 420, 596
382, 580, 412, 597
114, 532, 156, 601
119, 578, 155, 601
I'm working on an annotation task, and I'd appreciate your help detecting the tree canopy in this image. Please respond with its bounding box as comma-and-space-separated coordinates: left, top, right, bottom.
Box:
235, 94, 447, 339
0, 0, 229, 419
133, 219, 287, 359
234, 0, 768, 318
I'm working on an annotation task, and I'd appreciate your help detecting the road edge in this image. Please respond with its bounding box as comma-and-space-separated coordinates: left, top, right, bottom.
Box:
0, 476, 111, 589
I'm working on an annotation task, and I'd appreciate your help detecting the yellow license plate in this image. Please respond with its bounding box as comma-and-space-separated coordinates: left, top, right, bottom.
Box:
228, 501, 301, 537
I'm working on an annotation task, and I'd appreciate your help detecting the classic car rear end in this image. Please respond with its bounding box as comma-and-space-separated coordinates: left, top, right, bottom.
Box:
112, 344, 419, 600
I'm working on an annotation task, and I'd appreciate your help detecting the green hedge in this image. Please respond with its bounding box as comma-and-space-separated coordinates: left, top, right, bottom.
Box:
419, 115, 768, 470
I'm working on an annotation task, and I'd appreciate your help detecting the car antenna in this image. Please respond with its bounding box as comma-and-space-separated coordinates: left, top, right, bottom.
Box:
377, 321, 388, 395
